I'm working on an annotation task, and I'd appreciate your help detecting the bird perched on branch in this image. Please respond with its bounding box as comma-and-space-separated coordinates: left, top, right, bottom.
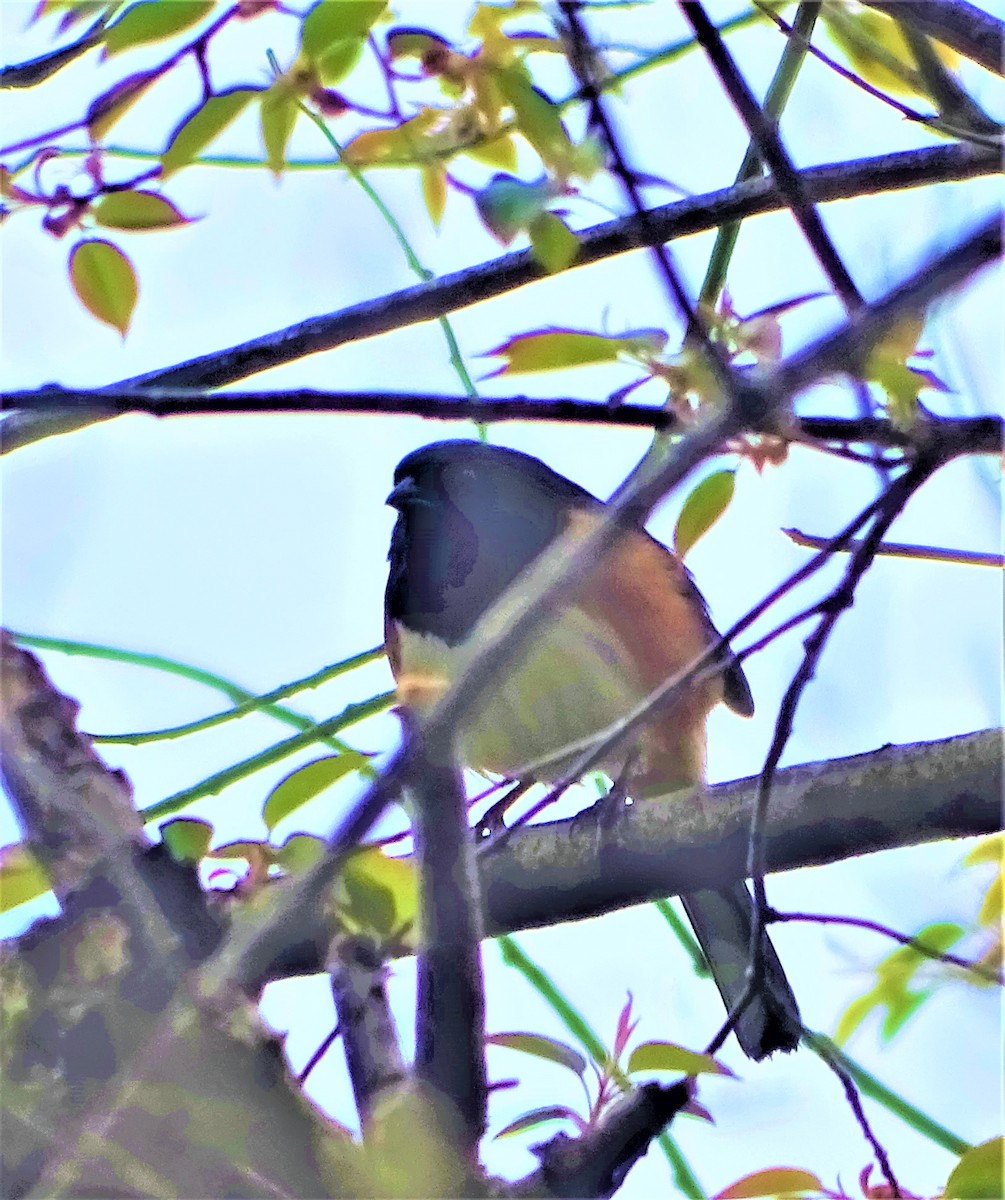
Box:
384, 439, 801, 1060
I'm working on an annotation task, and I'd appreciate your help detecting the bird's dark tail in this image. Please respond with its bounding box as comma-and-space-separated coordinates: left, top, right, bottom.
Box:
680, 882, 801, 1061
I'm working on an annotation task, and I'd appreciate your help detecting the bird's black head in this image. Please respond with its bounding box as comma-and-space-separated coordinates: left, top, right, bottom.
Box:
385, 440, 595, 644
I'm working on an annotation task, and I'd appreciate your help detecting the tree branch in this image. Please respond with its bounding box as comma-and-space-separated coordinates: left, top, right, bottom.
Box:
513, 1082, 690, 1199
2, 143, 998, 453
478, 729, 1001, 937
860, 0, 1004, 77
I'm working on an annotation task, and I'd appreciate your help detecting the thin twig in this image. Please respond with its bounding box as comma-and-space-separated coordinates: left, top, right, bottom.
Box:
784, 528, 1004, 568
680, 1, 864, 313
810, 1029, 904, 1198
558, 1, 735, 393
770, 909, 1004, 983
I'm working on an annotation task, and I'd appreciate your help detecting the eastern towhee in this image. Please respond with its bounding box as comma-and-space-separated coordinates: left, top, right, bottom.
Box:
384, 439, 801, 1060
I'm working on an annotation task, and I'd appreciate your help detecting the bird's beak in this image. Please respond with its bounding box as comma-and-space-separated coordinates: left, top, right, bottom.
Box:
386, 476, 422, 510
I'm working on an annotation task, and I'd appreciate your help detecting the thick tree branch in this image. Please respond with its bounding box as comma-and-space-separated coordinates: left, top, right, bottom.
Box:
860, 0, 1004, 77
478, 729, 1001, 937
410, 746, 487, 1147
513, 1082, 690, 1199
2, 143, 998, 453
328, 936, 407, 1122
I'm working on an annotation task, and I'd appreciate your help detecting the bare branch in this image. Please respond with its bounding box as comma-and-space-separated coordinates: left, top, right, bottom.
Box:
770, 910, 1003, 984
784, 528, 1005, 568
478, 730, 1002, 938
328, 936, 407, 1121
410, 745, 488, 1146
681, 0, 864, 312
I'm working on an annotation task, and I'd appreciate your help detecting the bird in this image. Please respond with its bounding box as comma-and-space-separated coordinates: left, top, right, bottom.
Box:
384, 438, 801, 1060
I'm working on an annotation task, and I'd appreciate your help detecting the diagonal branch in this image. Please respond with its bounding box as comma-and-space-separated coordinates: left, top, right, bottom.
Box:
860, 0, 1004, 77
2, 143, 998, 453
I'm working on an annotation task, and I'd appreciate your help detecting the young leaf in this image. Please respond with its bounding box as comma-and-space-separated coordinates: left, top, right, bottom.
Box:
93, 190, 190, 230
69, 238, 138, 335
300, 0, 386, 60
627, 1041, 735, 1078
475, 173, 553, 244
835, 921, 966, 1044
86, 69, 161, 142
462, 132, 519, 173
483, 328, 664, 376
487, 1032, 588, 1076
0, 844, 51, 914
260, 86, 299, 178
161, 818, 213, 864
494, 1106, 585, 1139
944, 1137, 1004, 1200
713, 1167, 823, 1199
275, 833, 326, 874
421, 163, 447, 228
341, 108, 441, 166
528, 211, 578, 274
494, 66, 572, 171
338, 847, 419, 941
103, 1, 215, 58
263, 752, 364, 831
161, 88, 261, 177
674, 470, 736, 559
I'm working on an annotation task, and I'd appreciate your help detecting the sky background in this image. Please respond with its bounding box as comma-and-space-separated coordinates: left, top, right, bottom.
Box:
2, 2, 1003, 1196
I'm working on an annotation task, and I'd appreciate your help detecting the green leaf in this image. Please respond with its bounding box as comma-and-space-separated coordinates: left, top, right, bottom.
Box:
315, 38, 367, 86
528, 211, 578, 274
836, 921, 966, 1044
714, 1167, 823, 1199
341, 108, 441, 166
93, 190, 190, 230
103, 1, 215, 58
494, 66, 571, 169
674, 470, 736, 559
69, 238, 138, 336
627, 1041, 735, 1078
494, 1106, 584, 1139
0, 844, 51, 914
487, 1032, 587, 1076
87, 69, 161, 141
161, 818, 213, 864
945, 1137, 1004, 1200
475, 172, 553, 244
161, 88, 261, 177
462, 132, 519, 173
260, 86, 299, 178
421, 164, 447, 228
338, 847, 418, 941
483, 327, 666, 376
275, 833, 326, 874
300, 0, 386, 60
263, 753, 364, 831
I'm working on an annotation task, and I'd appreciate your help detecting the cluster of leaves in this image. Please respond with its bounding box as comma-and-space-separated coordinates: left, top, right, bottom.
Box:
2, 0, 603, 332
835, 833, 1004, 1045
4, 0, 996, 341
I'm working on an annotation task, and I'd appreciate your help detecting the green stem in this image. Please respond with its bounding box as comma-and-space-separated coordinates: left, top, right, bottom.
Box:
140, 691, 394, 823
802, 1030, 971, 1156
699, 0, 819, 307
298, 104, 481, 410
90, 647, 384, 746
10, 631, 376, 755
497, 934, 706, 1199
